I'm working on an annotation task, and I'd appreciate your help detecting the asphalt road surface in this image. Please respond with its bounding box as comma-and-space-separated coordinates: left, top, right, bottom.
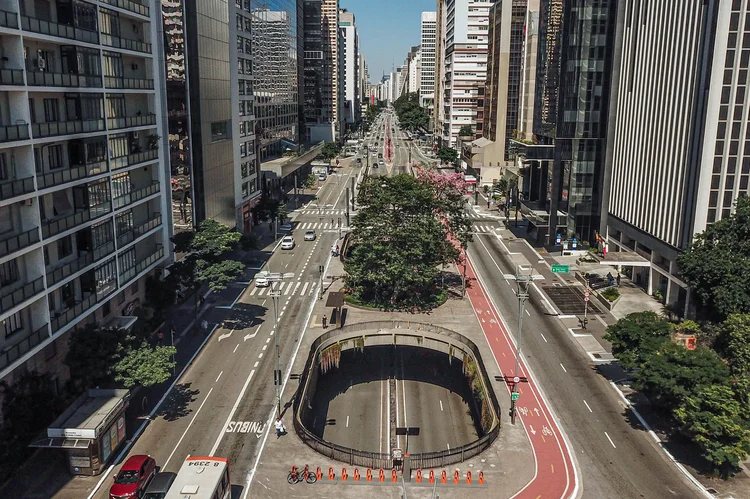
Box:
467, 229, 703, 499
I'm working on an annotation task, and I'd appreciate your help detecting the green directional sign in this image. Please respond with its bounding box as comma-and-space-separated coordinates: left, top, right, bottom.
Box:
511, 392, 520, 401
551, 264, 570, 274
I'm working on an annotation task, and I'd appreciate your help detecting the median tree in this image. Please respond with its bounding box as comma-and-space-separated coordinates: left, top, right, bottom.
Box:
603, 311, 672, 369
318, 142, 341, 162
677, 196, 750, 320
436, 146, 458, 166
114, 341, 176, 388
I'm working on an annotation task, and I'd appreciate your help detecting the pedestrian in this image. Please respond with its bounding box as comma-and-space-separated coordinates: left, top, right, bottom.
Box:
275, 418, 286, 438
331, 218, 334, 226
616, 273, 621, 286
322, 315, 328, 329
201, 320, 208, 332
157, 331, 164, 344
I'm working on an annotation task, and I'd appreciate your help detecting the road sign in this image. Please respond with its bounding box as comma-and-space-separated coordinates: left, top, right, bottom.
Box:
551, 264, 569, 274
584, 296, 590, 302
584, 289, 591, 297
511, 392, 520, 401
513, 376, 520, 383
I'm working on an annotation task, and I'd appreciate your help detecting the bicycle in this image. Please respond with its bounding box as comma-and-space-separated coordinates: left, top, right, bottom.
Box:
287, 465, 317, 484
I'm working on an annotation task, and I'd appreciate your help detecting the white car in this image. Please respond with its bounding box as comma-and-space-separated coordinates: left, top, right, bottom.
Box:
254, 272, 270, 287
318, 173, 326, 181
281, 236, 295, 249
304, 229, 316, 241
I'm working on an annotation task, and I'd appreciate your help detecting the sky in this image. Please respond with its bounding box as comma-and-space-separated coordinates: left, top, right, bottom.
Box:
340, 0, 436, 82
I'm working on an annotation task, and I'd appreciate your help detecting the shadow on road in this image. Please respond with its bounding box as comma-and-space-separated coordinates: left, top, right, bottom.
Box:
155, 383, 200, 422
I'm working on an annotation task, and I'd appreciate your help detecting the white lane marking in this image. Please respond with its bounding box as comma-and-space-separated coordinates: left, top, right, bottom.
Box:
560, 363, 567, 373
244, 325, 261, 341
346, 415, 350, 428
253, 361, 259, 368
258, 352, 264, 359
262, 344, 267, 351
215, 371, 223, 383
233, 344, 239, 353
439, 400, 443, 412
583, 400, 593, 413
284, 283, 293, 295
540, 333, 548, 343
277, 281, 287, 292
250, 287, 258, 296
292, 281, 301, 295
525, 309, 531, 317
164, 386, 215, 468
604, 431, 616, 449
447, 443, 450, 450
261, 299, 266, 306
209, 369, 256, 456
256, 287, 266, 296
300, 282, 309, 295
265, 337, 270, 344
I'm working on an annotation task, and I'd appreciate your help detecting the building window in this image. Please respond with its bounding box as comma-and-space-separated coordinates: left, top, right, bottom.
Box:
211, 121, 228, 142
57, 235, 73, 259
3, 310, 23, 338
120, 248, 136, 271
0, 259, 19, 286
48, 145, 64, 170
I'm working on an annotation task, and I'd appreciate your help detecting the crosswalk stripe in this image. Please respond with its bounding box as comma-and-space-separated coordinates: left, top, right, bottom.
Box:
292, 281, 301, 295
300, 282, 309, 295
250, 287, 258, 296
257, 287, 266, 296
277, 282, 287, 292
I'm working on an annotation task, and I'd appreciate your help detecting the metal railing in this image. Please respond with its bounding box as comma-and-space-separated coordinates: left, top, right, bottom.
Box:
0, 68, 24, 85
0, 324, 49, 371
104, 76, 154, 90
294, 320, 502, 470
119, 245, 163, 284
0, 176, 35, 201
51, 293, 97, 333
0, 276, 44, 315
33, 118, 105, 138
110, 149, 158, 170
117, 214, 162, 248
103, 0, 149, 17
37, 161, 108, 189
113, 181, 159, 210
26, 70, 101, 88
0, 124, 29, 143
107, 114, 156, 130
101, 33, 151, 54
0, 227, 40, 258
0, 9, 18, 29
21, 16, 98, 44
46, 240, 116, 287
42, 203, 111, 239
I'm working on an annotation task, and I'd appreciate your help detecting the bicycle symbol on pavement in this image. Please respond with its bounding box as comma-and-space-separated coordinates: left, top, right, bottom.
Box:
542, 425, 553, 437
517, 406, 529, 417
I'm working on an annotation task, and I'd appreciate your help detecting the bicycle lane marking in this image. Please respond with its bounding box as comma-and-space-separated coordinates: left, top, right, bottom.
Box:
464, 257, 577, 499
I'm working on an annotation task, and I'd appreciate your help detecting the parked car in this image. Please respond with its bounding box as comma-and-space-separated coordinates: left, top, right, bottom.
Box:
281, 236, 295, 249
109, 455, 157, 499
254, 272, 270, 287
279, 223, 293, 232
304, 230, 316, 241
318, 173, 326, 181
143, 472, 177, 499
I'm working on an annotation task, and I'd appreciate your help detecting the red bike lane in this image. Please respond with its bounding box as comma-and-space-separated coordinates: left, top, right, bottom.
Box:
464, 257, 578, 499
385, 119, 393, 163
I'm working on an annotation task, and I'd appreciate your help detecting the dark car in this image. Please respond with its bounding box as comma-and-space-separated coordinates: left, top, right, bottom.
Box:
109, 455, 157, 499
143, 472, 177, 499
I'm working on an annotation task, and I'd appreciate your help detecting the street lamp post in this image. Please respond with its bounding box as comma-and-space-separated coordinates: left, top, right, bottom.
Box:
266, 271, 295, 416
502, 265, 544, 425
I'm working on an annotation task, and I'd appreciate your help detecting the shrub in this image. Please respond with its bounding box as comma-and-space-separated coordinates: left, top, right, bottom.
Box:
601, 287, 620, 302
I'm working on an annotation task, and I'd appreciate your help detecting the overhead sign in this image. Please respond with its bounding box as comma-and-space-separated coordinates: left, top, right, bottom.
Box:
511, 392, 520, 401
551, 264, 569, 274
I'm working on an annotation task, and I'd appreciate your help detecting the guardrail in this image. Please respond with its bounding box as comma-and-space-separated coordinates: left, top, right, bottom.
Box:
293, 320, 501, 469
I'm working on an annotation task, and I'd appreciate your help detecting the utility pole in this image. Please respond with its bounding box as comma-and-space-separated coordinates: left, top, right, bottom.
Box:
267, 272, 294, 416
351, 176, 355, 210
345, 187, 350, 228
502, 265, 543, 424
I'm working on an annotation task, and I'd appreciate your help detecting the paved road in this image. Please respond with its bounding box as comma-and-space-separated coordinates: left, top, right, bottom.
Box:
88, 162, 357, 499
467, 229, 704, 499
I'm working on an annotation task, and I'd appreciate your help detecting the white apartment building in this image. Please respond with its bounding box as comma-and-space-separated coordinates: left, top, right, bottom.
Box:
440, 0, 494, 147
420, 11, 436, 109
408, 48, 421, 95
0, 0, 169, 390
604, 0, 750, 315
339, 9, 359, 127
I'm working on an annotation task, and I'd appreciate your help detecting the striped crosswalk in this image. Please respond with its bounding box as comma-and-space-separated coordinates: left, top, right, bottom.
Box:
301, 209, 348, 215
249, 280, 315, 297
295, 222, 347, 230
472, 224, 498, 233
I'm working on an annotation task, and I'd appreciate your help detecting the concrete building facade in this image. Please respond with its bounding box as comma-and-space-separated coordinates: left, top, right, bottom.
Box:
339, 9, 359, 129
420, 11, 437, 110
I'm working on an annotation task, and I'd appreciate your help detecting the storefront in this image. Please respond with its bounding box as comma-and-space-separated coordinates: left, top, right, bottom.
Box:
30, 389, 130, 476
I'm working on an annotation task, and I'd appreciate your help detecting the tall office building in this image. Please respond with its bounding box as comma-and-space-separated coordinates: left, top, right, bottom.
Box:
420, 12, 437, 110
433, 1, 445, 141
0, 1, 169, 395
302, 0, 338, 142
440, 0, 495, 147
339, 9, 359, 129
408, 48, 421, 94
533, 0, 562, 140
605, 0, 750, 313
359, 53, 369, 104
518, 0, 539, 140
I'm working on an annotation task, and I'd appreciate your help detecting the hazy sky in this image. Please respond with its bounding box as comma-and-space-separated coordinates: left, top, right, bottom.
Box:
339, 0, 436, 82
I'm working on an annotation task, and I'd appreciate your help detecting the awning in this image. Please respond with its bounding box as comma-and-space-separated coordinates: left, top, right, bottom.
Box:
105, 316, 138, 330
30, 437, 91, 449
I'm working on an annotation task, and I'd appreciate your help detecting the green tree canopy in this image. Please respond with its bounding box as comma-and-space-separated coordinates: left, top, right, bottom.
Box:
318, 142, 341, 161
114, 341, 176, 388
436, 147, 458, 165
677, 196, 750, 319
635, 342, 730, 410
603, 311, 672, 369
393, 93, 428, 132
303, 173, 317, 191
65, 324, 125, 391
458, 125, 474, 137
674, 384, 750, 477
718, 314, 750, 377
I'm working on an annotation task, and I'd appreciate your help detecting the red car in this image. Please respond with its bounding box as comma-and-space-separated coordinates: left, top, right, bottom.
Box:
109, 455, 157, 499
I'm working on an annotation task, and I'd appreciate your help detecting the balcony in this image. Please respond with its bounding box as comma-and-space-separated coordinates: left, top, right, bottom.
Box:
26, 70, 102, 88
104, 76, 154, 90
101, 33, 152, 54
0, 276, 44, 315
110, 149, 158, 170
120, 245, 163, 284
42, 202, 111, 239
21, 16, 98, 44
103, 0, 149, 17
37, 161, 108, 190
0, 69, 24, 86
0, 124, 30, 143
32, 118, 105, 138
117, 214, 161, 248
0, 324, 49, 371
0, 176, 35, 201
108, 114, 156, 131
46, 240, 116, 287
113, 181, 160, 210
51, 292, 98, 333
0, 9, 18, 29
0, 228, 40, 258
